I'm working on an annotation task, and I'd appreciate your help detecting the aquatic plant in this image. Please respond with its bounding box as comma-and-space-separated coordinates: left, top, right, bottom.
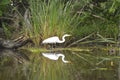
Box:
27, 0, 81, 46
72, 0, 119, 40
0, 0, 119, 47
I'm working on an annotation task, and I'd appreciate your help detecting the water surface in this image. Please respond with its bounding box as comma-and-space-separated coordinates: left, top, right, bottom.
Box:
0, 48, 119, 80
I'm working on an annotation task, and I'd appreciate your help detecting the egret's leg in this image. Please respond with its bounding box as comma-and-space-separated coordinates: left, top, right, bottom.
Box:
53, 44, 56, 48
47, 44, 51, 50
48, 44, 53, 50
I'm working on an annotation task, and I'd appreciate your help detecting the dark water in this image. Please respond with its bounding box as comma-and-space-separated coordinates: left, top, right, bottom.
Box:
0, 48, 119, 80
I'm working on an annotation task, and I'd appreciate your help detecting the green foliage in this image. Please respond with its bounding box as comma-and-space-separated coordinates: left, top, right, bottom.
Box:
2, 23, 12, 39
27, 0, 81, 46
0, 11, 2, 16
0, 0, 10, 16
0, 0, 10, 5
72, 0, 119, 40
0, 0, 119, 46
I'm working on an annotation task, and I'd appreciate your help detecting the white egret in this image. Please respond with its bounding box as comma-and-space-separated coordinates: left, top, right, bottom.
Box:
42, 34, 71, 44
42, 52, 70, 63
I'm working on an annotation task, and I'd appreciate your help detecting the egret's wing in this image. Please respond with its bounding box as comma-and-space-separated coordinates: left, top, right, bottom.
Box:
42, 53, 58, 60
42, 37, 59, 43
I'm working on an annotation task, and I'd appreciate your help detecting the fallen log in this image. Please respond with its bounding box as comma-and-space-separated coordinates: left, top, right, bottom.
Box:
0, 36, 33, 49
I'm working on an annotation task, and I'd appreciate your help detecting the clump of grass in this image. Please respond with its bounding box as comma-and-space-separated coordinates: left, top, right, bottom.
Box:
2, 23, 12, 39
27, 0, 80, 46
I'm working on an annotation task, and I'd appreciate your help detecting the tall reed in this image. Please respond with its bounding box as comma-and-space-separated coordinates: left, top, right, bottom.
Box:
27, 0, 80, 46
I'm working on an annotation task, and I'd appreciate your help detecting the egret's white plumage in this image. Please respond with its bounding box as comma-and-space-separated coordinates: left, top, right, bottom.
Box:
42, 53, 70, 63
42, 34, 71, 44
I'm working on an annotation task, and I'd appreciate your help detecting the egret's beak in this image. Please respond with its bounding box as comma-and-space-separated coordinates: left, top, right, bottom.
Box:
66, 61, 71, 63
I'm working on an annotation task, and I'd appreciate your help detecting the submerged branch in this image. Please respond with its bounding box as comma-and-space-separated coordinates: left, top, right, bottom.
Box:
67, 32, 116, 47
96, 32, 116, 43
67, 33, 95, 47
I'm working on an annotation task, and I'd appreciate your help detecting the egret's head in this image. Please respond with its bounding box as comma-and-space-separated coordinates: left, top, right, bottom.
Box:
64, 34, 71, 37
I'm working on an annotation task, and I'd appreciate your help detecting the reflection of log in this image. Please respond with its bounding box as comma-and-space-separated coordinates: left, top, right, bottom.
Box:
0, 49, 30, 63
0, 36, 33, 49
0, 49, 30, 77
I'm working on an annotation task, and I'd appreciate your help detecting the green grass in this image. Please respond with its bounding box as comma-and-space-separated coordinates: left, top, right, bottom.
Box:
25, 0, 81, 46
0, 0, 119, 47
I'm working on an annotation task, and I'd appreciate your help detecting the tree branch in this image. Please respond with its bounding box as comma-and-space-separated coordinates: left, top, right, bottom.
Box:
67, 33, 95, 47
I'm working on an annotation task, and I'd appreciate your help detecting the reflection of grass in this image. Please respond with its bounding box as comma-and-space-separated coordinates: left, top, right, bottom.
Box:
28, 53, 71, 80
20, 46, 118, 53
27, 50, 118, 80
20, 47, 90, 53
0, 49, 118, 80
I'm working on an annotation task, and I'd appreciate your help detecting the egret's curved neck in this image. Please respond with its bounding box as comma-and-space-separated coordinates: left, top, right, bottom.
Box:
59, 35, 66, 43
57, 54, 68, 63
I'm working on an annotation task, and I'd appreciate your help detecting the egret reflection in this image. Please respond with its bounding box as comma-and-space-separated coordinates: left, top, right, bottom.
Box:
42, 52, 70, 63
